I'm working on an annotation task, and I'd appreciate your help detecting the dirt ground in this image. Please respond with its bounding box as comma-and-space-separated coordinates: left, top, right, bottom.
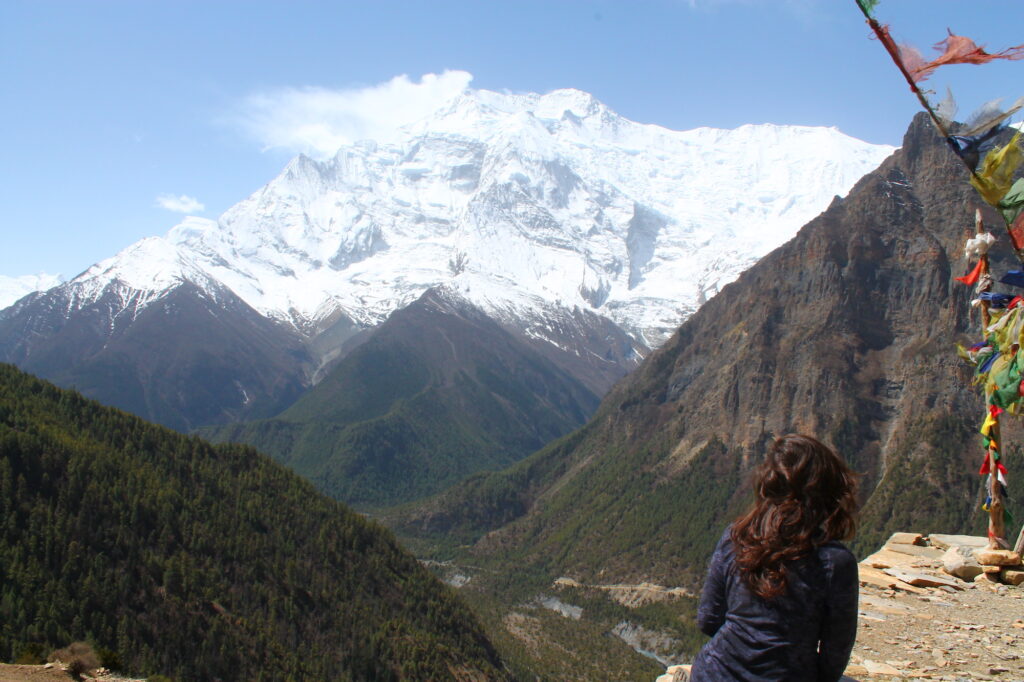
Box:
846, 534, 1024, 681
848, 583, 1024, 680
0, 664, 146, 682
0, 664, 73, 682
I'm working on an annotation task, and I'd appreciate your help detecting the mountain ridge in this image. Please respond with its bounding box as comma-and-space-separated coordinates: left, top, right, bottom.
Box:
1, 87, 891, 432
5, 87, 893, 347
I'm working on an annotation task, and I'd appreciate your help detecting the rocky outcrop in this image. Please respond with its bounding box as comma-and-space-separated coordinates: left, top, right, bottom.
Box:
942, 545, 983, 581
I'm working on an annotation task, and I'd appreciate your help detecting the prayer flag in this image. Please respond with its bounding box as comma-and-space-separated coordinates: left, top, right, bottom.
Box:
947, 126, 1005, 171
1010, 212, 1024, 253
960, 97, 1024, 137
980, 457, 1008, 476
855, 0, 879, 17
905, 32, 1024, 84
1000, 271, 1024, 288
956, 260, 984, 285
970, 132, 1024, 206
998, 178, 1024, 229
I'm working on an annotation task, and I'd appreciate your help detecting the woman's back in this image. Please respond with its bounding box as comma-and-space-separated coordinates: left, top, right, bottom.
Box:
692, 530, 858, 681
689, 435, 860, 681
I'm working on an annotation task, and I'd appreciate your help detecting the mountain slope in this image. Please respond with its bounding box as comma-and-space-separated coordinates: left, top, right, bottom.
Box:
0, 239, 311, 431
397, 113, 1020, 586
203, 288, 600, 508
0, 284, 309, 433
0, 363, 506, 681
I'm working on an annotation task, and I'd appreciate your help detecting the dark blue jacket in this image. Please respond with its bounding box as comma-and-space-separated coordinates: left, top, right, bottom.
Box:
691, 529, 858, 681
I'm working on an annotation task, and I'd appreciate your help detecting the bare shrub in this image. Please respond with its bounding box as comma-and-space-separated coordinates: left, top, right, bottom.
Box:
48, 641, 100, 680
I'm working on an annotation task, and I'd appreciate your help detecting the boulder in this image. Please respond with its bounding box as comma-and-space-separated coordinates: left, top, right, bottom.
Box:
942, 545, 983, 581
974, 572, 1001, 591
975, 548, 1022, 566
1001, 568, 1024, 586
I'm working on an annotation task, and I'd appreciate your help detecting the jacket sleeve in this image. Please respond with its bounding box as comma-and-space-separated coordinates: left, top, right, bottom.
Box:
817, 546, 859, 682
696, 531, 731, 637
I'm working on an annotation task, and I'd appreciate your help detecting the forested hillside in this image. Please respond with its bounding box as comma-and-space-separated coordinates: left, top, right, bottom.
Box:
0, 363, 507, 681
203, 288, 599, 509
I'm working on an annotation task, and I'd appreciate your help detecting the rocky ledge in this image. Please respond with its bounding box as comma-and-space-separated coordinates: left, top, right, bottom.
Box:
848, 531, 1023, 680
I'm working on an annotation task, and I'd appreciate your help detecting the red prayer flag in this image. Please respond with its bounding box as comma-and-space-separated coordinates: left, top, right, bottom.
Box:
1010, 212, 1024, 251
980, 458, 1009, 476
906, 31, 1024, 83
955, 260, 984, 285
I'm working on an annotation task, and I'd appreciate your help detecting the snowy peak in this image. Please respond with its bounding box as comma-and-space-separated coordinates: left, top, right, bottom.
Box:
0, 272, 63, 309
30, 87, 896, 346
71, 235, 215, 302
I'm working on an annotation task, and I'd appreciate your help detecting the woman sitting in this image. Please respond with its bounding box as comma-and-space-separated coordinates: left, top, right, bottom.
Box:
690, 434, 860, 681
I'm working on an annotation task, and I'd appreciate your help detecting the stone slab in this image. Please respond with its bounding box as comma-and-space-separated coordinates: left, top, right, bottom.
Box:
862, 659, 902, 675
886, 532, 924, 546
882, 543, 945, 560
927, 534, 988, 550
860, 593, 915, 614
863, 549, 921, 570
881, 567, 963, 590
858, 565, 927, 593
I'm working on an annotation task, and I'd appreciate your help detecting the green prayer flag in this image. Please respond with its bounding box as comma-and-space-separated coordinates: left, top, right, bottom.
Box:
855, 0, 879, 17
998, 177, 1024, 226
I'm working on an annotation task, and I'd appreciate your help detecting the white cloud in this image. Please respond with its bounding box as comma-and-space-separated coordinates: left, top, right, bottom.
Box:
233, 70, 474, 158
156, 194, 205, 213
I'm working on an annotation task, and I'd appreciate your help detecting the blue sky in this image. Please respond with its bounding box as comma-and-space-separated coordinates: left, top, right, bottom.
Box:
2, 0, 1023, 279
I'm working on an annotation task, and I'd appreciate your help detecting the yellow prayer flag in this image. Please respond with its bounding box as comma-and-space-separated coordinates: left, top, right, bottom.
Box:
970, 132, 1024, 206
981, 410, 999, 436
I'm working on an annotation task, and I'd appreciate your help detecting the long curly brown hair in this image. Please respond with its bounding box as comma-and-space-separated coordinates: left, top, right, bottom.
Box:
731, 434, 859, 600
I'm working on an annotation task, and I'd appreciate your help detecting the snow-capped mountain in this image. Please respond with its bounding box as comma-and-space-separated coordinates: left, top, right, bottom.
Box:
1, 87, 895, 431
0, 273, 63, 309
36, 88, 893, 347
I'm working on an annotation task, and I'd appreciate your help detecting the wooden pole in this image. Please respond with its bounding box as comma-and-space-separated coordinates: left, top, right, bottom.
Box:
978, 214, 992, 334
976, 210, 1009, 549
